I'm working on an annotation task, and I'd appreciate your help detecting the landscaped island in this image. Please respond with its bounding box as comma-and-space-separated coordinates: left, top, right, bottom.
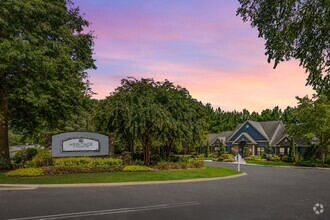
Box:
0, 148, 241, 184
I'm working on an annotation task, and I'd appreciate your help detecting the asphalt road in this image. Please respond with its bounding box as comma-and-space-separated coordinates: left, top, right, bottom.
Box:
0, 162, 329, 220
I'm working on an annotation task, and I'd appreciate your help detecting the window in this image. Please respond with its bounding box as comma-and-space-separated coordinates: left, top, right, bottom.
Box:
257, 147, 265, 155
280, 148, 285, 154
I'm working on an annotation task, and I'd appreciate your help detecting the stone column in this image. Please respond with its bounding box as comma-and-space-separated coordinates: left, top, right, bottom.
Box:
108, 133, 115, 156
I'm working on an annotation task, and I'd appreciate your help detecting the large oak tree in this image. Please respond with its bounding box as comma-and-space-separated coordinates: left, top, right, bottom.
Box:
0, 0, 95, 167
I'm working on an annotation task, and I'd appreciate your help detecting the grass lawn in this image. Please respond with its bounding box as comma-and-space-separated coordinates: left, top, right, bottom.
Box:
0, 166, 240, 184
246, 160, 293, 166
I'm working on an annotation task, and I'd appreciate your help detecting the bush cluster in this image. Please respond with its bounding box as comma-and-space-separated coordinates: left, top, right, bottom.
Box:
25, 149, 53, 168
12, 148, 39, 167
12, 148, 53, 168
6, 168, 44, 177
295, 160, 329, 167
270, 155, 281, 161
123, 165, 154, 172
217, 153, 234, 161
54, 157, 123, 168
43, 166, 124, 175
244, 155, 262, 161
155, 160, 204, 170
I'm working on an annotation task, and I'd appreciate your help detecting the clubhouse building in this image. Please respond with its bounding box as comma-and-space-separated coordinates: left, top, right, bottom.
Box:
206, 120, 308, 157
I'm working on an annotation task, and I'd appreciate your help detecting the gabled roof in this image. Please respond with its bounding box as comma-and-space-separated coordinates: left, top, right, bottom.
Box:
228, 120, 269, 141
205, 131, 233, 146
232, 132, 257, 144
260, 121, 282, 141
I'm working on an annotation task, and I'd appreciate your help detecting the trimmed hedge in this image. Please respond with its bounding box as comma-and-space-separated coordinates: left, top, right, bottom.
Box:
6, 168, 44, 177
43, 166, 124, 175
155, 160, 204, 170
123, 165, 154, 172
54, 157, 123, 168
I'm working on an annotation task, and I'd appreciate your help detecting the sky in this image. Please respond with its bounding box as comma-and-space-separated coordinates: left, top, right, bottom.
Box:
73, 0, 314, 112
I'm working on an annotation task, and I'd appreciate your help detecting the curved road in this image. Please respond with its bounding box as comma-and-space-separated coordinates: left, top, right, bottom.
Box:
0, 162, 329, 220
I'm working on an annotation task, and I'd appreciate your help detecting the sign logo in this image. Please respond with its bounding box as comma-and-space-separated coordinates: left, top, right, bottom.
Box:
313, 203, 324, 215
62, 138, 100, 152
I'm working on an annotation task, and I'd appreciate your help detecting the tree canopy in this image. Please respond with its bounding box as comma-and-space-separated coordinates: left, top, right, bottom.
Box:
237, 0, 330, 94
93, 78, 207, 164
287, 95, 330, 162
0, 0, 95, 166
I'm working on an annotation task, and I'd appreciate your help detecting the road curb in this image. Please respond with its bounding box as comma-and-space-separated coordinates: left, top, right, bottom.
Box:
207, 161, 330, 170
0, 173, 247, 190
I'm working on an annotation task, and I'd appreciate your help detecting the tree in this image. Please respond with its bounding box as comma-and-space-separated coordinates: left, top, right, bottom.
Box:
94, 78, 207, 165
0, 0, 95, 167
288, 95, 330, 162
288, 139, 296, 163
237, 0, 330, 94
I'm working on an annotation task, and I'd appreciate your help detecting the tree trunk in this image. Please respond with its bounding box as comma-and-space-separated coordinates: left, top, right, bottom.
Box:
142, 135, 150, 165
0, 90, 10, 168
166, 140, 174, 161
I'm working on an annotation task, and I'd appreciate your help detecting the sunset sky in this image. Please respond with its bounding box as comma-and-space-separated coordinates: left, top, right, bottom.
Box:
74, 0, 314, 112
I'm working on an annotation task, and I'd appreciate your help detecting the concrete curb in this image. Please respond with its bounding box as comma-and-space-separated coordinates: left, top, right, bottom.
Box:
207, 161, 330, 170
0, 173, 247, 190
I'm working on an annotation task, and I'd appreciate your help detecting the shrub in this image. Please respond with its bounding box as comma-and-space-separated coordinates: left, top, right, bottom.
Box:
223, 158, 236, 162
132, 159, 145, 166
245, 155, 262, 161
270, 155, 281, 161
281, 155, 289, 162
25, 148, 53, 168
0, 159, 12, 170
155, 160, 204, 170
43, 166, 124, 175
12, 148, 38, 167
54, 157, 123, 168
6, 168, 44, 177
221, 153, 234, 160
150, 154, 163, 165
123, 165, 154, 172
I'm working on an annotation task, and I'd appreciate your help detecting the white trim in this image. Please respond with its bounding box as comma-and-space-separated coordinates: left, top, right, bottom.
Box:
274, 135, 291, 146
269, 121, 282, 145
232, 132, 257, 144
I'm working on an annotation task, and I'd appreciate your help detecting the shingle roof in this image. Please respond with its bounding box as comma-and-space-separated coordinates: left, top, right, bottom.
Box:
205, 131, 233, 146
248, 120, 269, 140
260, 121, 282, 141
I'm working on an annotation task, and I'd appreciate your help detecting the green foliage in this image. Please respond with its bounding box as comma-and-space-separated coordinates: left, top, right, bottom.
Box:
237, 0, 330, 94
244, 155, 262, 161
8, 130, 24, 146
288, 140, 296, 163
43, 166, 124, 175
288, 95, 330, 162
54, 157, 124, 168
6, 168, 44, 177
25, 148, 53, 168
295, 160, 329, 168
265, 146, 273, 154
155, 160, 204, 170
132, 160, 145, 166
12, 148, 38, 167
270, 155, 281, 161
219, 154, 235, 160
123, 165, 154, 172
223, 158, 236, 162
205, 105, 284, 133
93, 78, 207, 164
0, 0, 96, 164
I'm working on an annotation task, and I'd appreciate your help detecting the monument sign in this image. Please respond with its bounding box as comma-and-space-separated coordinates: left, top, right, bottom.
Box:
52, 131, 109, 157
